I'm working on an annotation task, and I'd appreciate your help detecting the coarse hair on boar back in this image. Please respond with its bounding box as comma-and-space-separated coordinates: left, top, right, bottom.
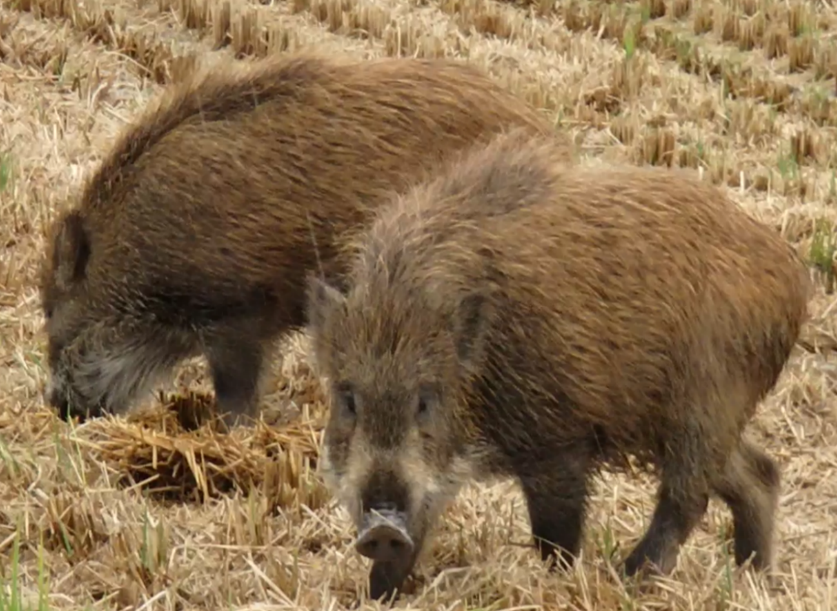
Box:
39, 51, 566, 429
305, 127, 811, 602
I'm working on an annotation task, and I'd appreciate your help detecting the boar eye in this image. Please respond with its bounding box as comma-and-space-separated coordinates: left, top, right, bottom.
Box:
335, 383, 357, 416
344, 393, 357, 414
417, 385, 436, 418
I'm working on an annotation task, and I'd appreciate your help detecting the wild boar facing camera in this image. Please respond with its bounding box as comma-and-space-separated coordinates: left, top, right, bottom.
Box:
39, 52, 564, 428
305, 128, 810, 601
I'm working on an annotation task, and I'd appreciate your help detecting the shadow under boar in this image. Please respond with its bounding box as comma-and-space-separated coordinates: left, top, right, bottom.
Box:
306, 128, 811, 601
39, 52, 564, 428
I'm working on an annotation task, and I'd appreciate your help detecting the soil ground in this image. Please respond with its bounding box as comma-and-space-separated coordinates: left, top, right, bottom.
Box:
1, 0, 836, 609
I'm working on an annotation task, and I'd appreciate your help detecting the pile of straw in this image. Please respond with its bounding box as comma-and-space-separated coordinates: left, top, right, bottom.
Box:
77, 390, 329, 511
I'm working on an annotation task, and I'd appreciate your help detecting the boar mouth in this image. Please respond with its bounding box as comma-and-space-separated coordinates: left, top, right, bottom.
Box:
355, 508, 415, 563
46, 378, 102, 423
46, 379, 75, 421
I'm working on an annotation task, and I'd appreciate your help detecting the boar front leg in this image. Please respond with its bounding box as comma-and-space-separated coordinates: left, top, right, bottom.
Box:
204, 331, 268, 429
518, 447, 593, 571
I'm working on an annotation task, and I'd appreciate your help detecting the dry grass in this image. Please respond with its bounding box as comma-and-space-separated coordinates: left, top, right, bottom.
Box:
0, 0, 836, 608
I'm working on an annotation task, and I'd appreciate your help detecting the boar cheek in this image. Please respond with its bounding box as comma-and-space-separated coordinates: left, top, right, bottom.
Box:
320, 413, 366, 525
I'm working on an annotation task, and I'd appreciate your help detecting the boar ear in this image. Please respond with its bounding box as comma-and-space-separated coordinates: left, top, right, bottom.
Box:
51, 210, 91, 291
305, 273, 346, 333
453, 290, 496, 372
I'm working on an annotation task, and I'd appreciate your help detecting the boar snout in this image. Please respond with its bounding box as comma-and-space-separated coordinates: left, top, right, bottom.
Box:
355, 508, 414, 563
45, 376, 77, 422
47, 385, 71, 421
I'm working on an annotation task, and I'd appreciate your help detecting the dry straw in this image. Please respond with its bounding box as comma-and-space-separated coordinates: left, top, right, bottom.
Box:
2, 0, 837, 606
75, 391, 330, 511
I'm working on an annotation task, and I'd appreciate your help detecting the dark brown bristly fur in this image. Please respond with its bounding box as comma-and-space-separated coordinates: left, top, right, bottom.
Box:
38, 52, 566, 427
306, 127, 812, 602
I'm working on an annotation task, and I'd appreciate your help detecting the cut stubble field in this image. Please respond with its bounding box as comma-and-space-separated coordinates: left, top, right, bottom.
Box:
0, 0, 836, 609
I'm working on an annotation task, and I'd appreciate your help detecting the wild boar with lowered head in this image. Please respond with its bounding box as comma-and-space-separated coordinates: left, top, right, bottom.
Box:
305, 128, 810, 600
39, 52, 565, 428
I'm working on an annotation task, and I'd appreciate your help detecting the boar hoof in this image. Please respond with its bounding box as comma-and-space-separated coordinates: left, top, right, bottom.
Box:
622, 544, 676, 578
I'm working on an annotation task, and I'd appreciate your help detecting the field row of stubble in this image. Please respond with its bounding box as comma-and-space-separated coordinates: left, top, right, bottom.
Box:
0, 0, 836, 609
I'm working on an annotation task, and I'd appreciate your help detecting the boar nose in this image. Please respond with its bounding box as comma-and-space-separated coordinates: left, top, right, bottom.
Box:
355, 508, 414, 563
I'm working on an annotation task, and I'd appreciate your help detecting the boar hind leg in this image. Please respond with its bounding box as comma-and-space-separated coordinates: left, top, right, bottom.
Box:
623, 423, 712, 577
519, 449, 593, 571
204, 332, 267, 428
711, 439, 780, 570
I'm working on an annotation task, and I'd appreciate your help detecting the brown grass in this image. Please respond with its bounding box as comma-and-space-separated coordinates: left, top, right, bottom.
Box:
0, 0, 836, 608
